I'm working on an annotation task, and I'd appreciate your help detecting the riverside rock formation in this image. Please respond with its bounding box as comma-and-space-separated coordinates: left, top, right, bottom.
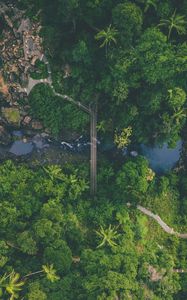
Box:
0, 1, 46, 145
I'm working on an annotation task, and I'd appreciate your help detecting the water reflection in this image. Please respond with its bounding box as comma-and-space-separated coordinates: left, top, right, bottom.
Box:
140, 140, 182, 173
9, 141, 34, 156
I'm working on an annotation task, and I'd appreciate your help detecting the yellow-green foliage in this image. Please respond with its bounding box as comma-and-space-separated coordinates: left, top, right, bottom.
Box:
2, 108, 21, 126
114, 126, 132, 149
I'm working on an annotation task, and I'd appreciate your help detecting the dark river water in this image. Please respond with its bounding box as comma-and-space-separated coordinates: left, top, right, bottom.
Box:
140, 140, 182, 173
0, 130, 182, 173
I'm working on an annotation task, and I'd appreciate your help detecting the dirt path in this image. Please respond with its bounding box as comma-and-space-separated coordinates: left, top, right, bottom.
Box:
127, 203, 187, 238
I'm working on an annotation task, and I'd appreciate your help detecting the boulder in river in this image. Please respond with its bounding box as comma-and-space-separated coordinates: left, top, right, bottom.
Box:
1, 107, 21, 126
22, 115, 32, 125
31, 120, 43, 130
9, 140, 33, 156
32, 134, 49, 149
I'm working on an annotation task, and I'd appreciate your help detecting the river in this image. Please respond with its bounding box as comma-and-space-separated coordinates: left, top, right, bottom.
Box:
140, 140, 182, 173
0, 128, 182, 174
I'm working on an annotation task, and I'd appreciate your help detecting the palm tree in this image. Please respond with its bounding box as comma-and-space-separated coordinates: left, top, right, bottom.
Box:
42, 264, 60, 283
96, 224, 120, 248
95, 24, 118, 56
158, 9, 186, 39
23, 264, 60, 283
144, 0, 157, 12
0, 265, 59, 299
0, 271, 25, 300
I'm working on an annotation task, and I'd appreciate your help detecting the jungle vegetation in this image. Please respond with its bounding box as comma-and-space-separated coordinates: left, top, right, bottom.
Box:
0, 0, 187, 299
0, 158, 187, 299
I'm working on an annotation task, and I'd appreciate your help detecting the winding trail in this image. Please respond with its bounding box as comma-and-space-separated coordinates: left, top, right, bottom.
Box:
127, 203, 187, 238
25, 54, 91, 114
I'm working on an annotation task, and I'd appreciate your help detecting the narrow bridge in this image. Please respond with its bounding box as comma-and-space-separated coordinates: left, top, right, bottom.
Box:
24, 54, 97, 196
90, 103, 97, 196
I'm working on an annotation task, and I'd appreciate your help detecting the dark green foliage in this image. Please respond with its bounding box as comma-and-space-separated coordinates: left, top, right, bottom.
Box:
30, 60, 48, 79
43, 240, 72, 275
22, 0, 187, 147
116, 156, 153, 199
17, 231, 38, 255
112, 1, 143, 46
0, 159, 186, 299
29, 84, 63, 136
110, 25, 187, 145
134, 28, 175, 84
0, 160, 89, 298
29, 84, 89, 136
1, 0, 187, 299
27, 281, 47, 300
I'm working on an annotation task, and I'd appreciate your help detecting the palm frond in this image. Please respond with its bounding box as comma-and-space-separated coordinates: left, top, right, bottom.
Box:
96, 224, 120, 248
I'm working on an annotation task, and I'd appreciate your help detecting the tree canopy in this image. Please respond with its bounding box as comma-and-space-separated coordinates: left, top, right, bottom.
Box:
1, 0, 187, 299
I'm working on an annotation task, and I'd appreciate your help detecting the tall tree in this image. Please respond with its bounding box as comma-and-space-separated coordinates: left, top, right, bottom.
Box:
158, 9, 186, 39
95, 24, 118, 56
0, 271, 25, 300
112, 1, 143, 46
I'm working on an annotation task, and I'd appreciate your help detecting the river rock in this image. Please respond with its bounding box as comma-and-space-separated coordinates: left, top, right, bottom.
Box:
32, 134, 49, 149
20, 109, 28, 117
0, 125, 12, 145
12, 101, 19, 106
1, 107, 21, 126
19, 92, 26, 99
9, 72, 17, 82
31, 120, 43, 130
22, 115, 32, 125
130, 150, 138, 157
24, 105, 31, 110
9, 140, 33, 156
41, 132, 49, 138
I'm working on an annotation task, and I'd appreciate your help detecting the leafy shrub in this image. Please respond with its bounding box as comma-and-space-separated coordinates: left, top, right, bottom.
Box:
29, 84, 89, 136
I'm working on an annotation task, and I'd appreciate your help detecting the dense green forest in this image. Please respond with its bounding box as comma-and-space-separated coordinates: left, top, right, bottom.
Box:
0, 0, 187, 299
20, 0, 187, 145
0, 158, 187, 299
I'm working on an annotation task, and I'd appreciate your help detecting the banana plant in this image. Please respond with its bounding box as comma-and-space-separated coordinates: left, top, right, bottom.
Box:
43, 165, 65, 181
96, 224, 120, 248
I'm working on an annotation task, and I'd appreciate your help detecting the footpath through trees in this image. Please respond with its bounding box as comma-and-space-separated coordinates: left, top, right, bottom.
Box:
127, 203, 187, 238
